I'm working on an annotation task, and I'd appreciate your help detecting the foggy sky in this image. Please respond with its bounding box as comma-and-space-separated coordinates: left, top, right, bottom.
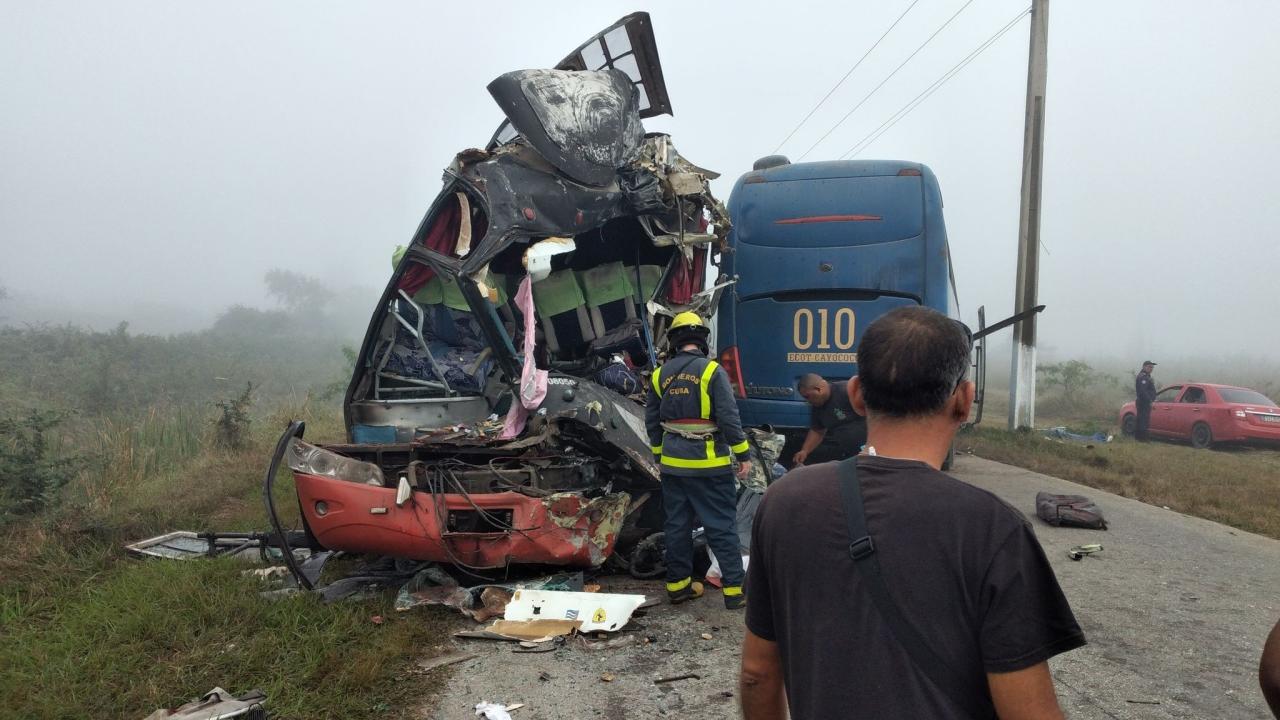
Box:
3, 0, 1279, 361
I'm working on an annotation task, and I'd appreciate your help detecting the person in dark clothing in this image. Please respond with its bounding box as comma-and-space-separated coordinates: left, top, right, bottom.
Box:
1135, 360, 1158, 441
739, 306, 1084, 720
1263, 617, 1280, 718
645, 312, 752, 609
793, 373, 867, 465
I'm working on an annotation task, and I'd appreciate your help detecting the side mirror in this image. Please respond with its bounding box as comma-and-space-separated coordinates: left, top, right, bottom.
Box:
395, 476, 412, 507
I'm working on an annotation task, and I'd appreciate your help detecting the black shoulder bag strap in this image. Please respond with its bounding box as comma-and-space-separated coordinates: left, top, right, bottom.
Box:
838, 457, 989, 718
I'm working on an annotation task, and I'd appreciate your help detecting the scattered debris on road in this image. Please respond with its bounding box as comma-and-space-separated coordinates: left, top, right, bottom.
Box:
141, 687, 266, 720
579, 635, 639, 652
394, 565, 583, 619
474, 701, 520, 719
513, 640, 558, 654
457, 620, 580, 643
452, 586, 648, 643
504, 589, 646, 632
416, 650, 478, 674
126, 530, 308, 562
1067, 543, 1104, 561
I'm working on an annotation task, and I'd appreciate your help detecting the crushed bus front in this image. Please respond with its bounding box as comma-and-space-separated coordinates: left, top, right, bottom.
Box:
266, 13, 732, 574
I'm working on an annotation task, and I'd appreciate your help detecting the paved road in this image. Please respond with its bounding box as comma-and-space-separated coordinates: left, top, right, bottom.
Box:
424, 455, 1280, 719
959, 454, 1278, 719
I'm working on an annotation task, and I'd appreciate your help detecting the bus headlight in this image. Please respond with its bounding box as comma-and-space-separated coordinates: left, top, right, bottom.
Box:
286, 439, 384, 486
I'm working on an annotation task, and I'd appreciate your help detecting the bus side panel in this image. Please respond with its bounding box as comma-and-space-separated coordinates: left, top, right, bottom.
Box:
920, 167, 956, 317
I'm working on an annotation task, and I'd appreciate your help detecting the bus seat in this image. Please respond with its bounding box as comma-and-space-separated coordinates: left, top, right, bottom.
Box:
532, 269, 595, 353
409, 277, 445, 306
577, 262, 637, 338
636, 264, 665, 303
438, 276, 474, 312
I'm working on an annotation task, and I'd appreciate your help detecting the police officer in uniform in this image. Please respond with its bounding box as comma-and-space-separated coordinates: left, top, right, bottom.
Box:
645, 312, 752, 609
1135, 360, 1158, 441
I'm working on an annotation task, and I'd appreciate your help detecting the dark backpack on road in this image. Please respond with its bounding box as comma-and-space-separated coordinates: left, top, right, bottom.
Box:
1035, 492, 1108, 530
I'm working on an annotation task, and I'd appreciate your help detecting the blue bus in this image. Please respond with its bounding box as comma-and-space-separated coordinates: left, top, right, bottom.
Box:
714, 157, 960, 449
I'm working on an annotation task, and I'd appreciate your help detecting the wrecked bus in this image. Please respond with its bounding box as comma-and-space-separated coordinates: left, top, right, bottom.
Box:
264, 14, 732, 582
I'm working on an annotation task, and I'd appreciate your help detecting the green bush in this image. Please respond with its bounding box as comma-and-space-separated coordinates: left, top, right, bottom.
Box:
1036, 360, 1128, 421
0, 410, 85, 522
213, 383, 255, 450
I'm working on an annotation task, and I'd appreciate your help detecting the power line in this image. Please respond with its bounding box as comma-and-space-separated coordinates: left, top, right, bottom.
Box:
797, 0, 976, 161
842, 7, 1031, 159
771, 0, 922, 154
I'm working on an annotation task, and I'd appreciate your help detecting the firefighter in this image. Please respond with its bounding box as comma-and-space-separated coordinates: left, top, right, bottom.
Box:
645, 312, 752, 609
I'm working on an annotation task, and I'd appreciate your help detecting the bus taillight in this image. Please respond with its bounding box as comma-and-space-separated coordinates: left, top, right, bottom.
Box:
719, 346, 747, 398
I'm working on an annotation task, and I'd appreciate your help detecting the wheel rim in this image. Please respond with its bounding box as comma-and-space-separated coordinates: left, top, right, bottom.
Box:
1193, 425, 1210, 446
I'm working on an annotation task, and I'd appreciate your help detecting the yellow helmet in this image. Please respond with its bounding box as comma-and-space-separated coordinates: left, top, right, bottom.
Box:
669, 311, 706, 331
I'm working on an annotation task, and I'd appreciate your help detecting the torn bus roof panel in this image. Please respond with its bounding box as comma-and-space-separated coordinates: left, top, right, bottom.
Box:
487, 68, 644, 188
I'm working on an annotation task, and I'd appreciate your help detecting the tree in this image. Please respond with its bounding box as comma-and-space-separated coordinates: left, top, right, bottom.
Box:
264, 269, 329, 314
1038, 360, 1097, 406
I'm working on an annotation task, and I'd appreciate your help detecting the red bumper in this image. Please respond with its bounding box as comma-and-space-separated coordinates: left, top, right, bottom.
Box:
294, 473, 631, 568
1234, 421, 1280, 443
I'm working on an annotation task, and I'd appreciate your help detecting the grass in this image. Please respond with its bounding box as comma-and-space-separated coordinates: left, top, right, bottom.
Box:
960, 425, 1280, 540
0, 554, 459, 720
0, 396, 461, 719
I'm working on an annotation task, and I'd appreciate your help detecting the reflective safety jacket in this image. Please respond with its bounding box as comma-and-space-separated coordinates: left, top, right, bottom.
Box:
644, 350, 751, 477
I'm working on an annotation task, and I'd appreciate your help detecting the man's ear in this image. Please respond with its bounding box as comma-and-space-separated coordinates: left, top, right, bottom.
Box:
952, 380, 976, 422
848, 377, 868, 417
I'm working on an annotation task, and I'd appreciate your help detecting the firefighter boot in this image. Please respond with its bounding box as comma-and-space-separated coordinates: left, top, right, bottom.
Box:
667, 578, 704, 605
723, 585, 746, 610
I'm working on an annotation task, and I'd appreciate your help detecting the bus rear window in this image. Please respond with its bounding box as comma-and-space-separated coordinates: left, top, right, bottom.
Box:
734, 176, 924, 248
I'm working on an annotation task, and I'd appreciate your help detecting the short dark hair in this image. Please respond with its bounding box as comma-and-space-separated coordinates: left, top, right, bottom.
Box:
856, 306, 971, 417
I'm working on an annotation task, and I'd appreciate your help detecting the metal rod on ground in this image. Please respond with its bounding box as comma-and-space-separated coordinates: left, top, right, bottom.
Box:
1009, 0, 1050, 431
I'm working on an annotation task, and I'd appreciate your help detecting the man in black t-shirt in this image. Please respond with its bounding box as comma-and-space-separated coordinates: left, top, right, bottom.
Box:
739, 307, 1085, 720
1263, 617, 1280, 717
792, 374, 867, 465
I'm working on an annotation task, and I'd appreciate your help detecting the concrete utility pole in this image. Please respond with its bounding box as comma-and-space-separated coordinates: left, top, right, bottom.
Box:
1009, 0, 1050, 431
